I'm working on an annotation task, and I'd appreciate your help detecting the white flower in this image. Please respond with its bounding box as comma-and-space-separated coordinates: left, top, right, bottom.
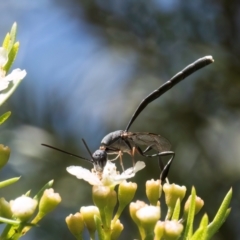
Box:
67, 160, 145, 187
10, 195, 37, 221
136, 205, 161, 223
0, 47, 26, 97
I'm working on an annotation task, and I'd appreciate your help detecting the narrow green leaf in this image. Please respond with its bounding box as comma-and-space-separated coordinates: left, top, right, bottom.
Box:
190, 227, 204, 240
0, 177, 20, 188
190, 214, 208, 240
33, 180, 54, 201
199, 214, 209, 228
222, 208, 231, 224
8, 22, 17, 52
206, 188, 232, 240
172, 198, 181, 221
3, 42, 19, 73
2, 33, 10, 50
182, 187, 196, 240
25, 190, 31, 196
0, 111, 11, 125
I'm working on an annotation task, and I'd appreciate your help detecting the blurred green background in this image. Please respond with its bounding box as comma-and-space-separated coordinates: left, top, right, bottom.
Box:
0, 0, 239, 239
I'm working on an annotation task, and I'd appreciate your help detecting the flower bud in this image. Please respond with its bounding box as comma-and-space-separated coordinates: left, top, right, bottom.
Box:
136, 205, 160, 234
163, 183, 186, 217
154, 221, 165, 240
183, 195, 204, 219
10, 195, 37, 221
163, 220, 183, 240
118, 181, 137, 205
146, 179, 162, 206
92, 185, 111, 209
129, 200, 147, 225
112, 181, 137, 224
65, 212, 84, 239
0, 144, 10, 169
80, 206, 99, 234
39, 188, 61, 217
111, 219, 124, 240
0, 197, 12, 218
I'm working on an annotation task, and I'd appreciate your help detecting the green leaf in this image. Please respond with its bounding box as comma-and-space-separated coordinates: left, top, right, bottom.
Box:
33, 180, 54, 202
9, 23, 17, 50
3, 42, 19, 73
0, 111, 11, 125
182, 187, 196, 240
2, 33, 10, 50
190, 214, 208, 240
172, 198, 181, 221
0, 144, 10, 169
0, 177, 20, 188
223, 208, 231, 223
25, 190, 31, 196
206, 188, 232, 240
2, 23, 17, 53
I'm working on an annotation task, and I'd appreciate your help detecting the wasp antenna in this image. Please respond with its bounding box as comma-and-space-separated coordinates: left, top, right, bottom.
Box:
81, 138, 93, 159
41, 143, 93, 163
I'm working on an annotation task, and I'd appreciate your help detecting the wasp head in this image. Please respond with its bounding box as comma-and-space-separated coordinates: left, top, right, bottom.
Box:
92, 149, 107, 172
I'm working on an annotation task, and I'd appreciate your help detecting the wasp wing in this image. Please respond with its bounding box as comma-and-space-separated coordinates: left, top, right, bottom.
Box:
125, 132, 171, 152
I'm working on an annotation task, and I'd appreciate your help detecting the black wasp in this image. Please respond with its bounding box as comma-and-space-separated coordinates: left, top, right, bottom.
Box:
43, 56, 214, 181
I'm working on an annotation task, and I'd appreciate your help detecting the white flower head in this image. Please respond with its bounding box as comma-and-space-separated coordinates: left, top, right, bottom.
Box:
10, 195, 37, 221
67, 160, 145, 187
136, 205, 161, 223
0, 47, 26, 92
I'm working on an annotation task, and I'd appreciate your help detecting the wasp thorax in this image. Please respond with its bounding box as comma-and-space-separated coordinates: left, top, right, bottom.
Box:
92, 150, 107, 172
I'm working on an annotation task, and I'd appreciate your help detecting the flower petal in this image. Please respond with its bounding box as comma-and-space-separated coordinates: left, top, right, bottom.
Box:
0, 81, 10, 91
0, 69, 27, 106
122, 161, 146, 175
4, 69, 27, 83
133, 161, 146, 173
67, 166, 101, 185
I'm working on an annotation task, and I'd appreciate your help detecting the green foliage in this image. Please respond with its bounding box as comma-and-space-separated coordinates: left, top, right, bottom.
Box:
0, 23, 61, 240
3, 42, 19, 73
0, 22, 26, 107
0, 111, 11, 125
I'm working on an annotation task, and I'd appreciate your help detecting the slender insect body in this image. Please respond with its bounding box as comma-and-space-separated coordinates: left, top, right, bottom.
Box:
91, 56, 214, 179
100, 130, 132, 154
42, 56, 214, 181
99, 131, 171, 157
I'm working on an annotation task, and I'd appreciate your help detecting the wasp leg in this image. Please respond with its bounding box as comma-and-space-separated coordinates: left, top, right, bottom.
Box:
141, 145, 165, 170
130, 146, 136, 167
118, 151, 125, 171
159, 153, 174, 183
108, 151, 125, 171
142, 145, 154, 153
140, 150, 175, 183
108, 153, 121, 161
